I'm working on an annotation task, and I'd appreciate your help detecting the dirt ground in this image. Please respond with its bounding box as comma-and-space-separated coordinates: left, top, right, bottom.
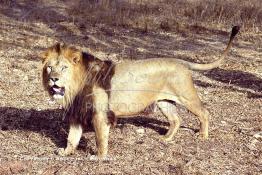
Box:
0, 1, 261, 175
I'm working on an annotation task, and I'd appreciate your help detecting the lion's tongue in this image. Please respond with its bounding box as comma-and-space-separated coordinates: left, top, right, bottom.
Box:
51, 86, 65, 96
53, 87, 61, 93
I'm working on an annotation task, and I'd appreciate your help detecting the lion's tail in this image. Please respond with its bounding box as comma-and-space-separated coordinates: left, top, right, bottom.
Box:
177, 26, 240, 71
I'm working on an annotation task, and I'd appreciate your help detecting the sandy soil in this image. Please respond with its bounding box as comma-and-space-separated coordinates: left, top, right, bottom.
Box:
0, 1, 261, 174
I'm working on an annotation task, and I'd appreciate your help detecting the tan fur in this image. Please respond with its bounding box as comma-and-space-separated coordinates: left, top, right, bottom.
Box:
41, 26, 239, 158
58, 124, 83, 156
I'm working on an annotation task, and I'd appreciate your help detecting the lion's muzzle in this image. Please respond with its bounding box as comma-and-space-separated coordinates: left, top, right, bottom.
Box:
47, 77, 66, 98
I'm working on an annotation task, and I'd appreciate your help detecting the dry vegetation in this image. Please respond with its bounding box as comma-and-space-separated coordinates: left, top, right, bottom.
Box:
0, 0, 261, 174
68, 0, 262, 33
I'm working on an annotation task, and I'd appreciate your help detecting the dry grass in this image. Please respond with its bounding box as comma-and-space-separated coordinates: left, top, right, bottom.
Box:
68, 0, 262, 33
0, 0, 261, 174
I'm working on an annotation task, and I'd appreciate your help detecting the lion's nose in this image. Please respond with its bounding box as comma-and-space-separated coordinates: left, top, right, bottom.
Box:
50, 77, 59, 82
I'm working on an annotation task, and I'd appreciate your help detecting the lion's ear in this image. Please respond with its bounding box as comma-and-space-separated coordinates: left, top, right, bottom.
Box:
39, 50, 49, 63
39, 43, 61, 63
72, 52, 82, 64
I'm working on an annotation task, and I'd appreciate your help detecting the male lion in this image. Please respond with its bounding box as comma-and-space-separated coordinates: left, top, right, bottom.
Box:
41, 26, 239, 158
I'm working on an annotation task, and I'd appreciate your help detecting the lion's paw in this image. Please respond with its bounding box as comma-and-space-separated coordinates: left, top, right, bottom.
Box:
160, 135, 174, 142
196, 132, 209, 140
56, 148, 73, 156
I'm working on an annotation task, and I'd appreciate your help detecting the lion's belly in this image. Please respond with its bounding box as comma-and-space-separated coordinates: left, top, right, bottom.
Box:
109, 69, 165, 116
109, 90, 158, 117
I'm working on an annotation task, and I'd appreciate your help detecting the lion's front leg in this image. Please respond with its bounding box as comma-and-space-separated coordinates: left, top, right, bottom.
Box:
58, 123, 83, 156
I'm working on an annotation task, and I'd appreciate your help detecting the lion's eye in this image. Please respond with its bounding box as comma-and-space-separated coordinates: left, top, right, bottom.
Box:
62, 66, 68, 71
47, 66, 52, 73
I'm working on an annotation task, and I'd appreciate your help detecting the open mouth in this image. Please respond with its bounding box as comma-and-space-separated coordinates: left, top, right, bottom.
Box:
50, 85, 65, 97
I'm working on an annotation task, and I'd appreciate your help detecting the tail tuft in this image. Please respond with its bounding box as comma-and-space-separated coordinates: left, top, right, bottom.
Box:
230, 26, 240, 40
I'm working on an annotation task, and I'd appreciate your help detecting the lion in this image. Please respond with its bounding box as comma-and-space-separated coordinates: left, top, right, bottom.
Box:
40, 26, 240, 158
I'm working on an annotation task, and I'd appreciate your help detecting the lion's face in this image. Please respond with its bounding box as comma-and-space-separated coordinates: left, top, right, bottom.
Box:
41, 43, 86, 106
43, 57, 72, 99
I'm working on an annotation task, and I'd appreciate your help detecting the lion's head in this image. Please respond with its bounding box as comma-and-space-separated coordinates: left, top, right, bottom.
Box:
40, 43, 88, 108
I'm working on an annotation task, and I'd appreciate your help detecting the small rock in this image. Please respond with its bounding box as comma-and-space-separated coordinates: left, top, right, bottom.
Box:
23, 75, 28, 81
136, 128, 145, 134
221, 121, 226, 124
203, 90, 209, 95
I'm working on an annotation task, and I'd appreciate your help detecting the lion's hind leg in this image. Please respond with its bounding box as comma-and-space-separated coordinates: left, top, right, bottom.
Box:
156, 101, 181, 141
173, 75, 209, 140
179, 97, 209, 140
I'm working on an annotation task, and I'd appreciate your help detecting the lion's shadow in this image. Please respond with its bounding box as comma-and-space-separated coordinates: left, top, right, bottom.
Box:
0, 107, 68, 148
117, 116, 199, 135
0, 106, 186, 155
193, 68, 262, 98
